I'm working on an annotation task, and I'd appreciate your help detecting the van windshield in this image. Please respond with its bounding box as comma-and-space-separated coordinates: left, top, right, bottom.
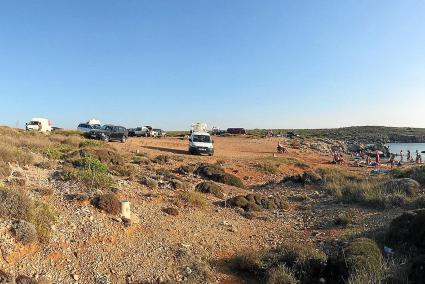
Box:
193, 135, 211, 143
29, 121, 40, 125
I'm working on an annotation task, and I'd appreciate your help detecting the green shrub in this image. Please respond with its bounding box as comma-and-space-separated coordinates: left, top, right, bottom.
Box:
195, 181, 224, 199
42, 144, 74, 160
79, 147, 124, 165
72, 157, 108, 173
254, 162, 279, 174
79, 140, 103, 148
339, 238, 384, 283
92, 194, 121, 214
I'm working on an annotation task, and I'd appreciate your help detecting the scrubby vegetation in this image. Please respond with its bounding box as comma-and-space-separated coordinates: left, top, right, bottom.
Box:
195, 163, 245, 188
60, 156, 115, 190
317, 167, 425, 210
12, 219, 38, 245
92, 193, 121, 214
177, 191, 208, 208
232, 242, 326, 283
227, 194, 288, 211
195, 181, 224, 199
0, 188, 56, 242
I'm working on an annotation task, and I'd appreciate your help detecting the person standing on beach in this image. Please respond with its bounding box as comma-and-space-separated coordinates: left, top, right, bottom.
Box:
407, 150, 411, 162
375, 150, 381, 167
400, 150, 404, 162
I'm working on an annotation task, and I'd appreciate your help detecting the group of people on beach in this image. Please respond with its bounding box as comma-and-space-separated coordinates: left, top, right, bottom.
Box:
333, 148, 423, 168
388, 149, 422, 168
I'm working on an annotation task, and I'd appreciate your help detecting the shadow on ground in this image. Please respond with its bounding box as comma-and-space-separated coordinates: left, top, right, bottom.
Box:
143, 146, 188, 155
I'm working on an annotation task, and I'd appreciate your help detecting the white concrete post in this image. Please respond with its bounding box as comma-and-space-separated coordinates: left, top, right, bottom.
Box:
121, 201, 131, 220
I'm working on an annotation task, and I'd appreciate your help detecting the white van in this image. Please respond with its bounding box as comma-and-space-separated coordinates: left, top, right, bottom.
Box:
26, 118, 52, 132
189, 131, 214, 156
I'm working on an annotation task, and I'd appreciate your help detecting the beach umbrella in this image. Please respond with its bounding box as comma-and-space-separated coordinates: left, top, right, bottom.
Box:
376, 151, 384, 155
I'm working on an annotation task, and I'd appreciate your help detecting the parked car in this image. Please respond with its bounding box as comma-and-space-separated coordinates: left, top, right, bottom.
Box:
287, 131, 300, 138
189, 131, 214, 156
86, 125, 128, 142
25, 118, 52, 132
153, 129, 166, 137
226, 128, 247, 135
77, 123, 101, 132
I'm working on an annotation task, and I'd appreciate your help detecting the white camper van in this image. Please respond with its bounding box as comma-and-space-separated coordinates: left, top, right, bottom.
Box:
188, 123, 214, 156
26, 118, 52, 132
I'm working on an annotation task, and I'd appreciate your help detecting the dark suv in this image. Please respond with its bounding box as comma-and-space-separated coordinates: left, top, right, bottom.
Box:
86, 125, 128, 142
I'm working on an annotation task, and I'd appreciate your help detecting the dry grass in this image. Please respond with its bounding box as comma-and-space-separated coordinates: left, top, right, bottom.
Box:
177, 191, 208, 208
0, 188, 56, 242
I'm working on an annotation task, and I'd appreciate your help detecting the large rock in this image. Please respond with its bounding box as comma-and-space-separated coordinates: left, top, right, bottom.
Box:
381, 178, 421, 197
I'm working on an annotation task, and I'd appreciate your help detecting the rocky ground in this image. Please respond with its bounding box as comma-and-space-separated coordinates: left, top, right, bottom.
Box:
0, 133, 421, 283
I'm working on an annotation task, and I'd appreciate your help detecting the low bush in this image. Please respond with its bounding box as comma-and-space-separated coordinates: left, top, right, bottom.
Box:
266, 265, 297, 284
110, 164, 137, 178
195, 181, 224, 199
92, 193, 121, 214
282, 171, 322, 186
62, 158, 114, 190
334, 210, 355, 227
232, 242, 326, 283
385, 209, 425, 253
152, 155, 172, 164
140, 176, 158, 189
79, 139, 103, 148
0, 161, 11, 179
177, 191, 208, 208
0, 188, 56, 242
79, 147, 124, 165
254, 162, 279, 174
195, 163, 244, 188
227, 194, 288, 211
0, 142, 33, 165
175, 164, 197, 175
337, 238, 384, 283
131, 155, 151, 165
42, 144, 74, 160
12, 220, 38, 244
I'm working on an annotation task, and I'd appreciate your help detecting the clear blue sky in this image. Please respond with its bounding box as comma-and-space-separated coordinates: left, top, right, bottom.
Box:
1, 1, 424, 130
